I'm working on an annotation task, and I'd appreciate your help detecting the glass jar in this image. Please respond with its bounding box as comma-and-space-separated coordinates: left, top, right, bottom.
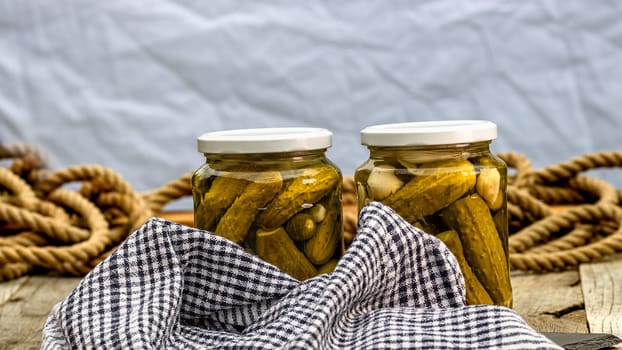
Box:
355, 120, 511, 307
192, 127, 343, 280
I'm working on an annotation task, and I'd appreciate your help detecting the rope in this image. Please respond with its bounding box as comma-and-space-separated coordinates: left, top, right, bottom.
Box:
0, 146, 139, 280
502, 151, 622, 272
142, 172, 193, 212
2, 144, 622, 281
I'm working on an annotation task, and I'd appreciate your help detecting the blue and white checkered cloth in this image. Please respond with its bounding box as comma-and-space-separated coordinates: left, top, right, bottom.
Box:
42, 202, 561, 349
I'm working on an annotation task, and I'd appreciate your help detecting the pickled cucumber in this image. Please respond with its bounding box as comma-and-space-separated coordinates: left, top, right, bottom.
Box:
317, 258, 339, 274
258, 165, 340, 229
303, 190, 342, 265
442, 194, 512, 306
215, 171, 283, 244
194, 175, 248, 230
256, 227, 317, 280
285, 213, 316, 241
383, 159, 476, 223
436, 230, 494, 305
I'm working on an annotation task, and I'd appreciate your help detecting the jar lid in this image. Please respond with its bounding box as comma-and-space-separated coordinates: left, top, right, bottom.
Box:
360, 120, 497, 146
197, 127, 332, 154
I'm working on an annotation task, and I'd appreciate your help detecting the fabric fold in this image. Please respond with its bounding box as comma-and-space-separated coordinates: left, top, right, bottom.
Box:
42, 202, 560, 349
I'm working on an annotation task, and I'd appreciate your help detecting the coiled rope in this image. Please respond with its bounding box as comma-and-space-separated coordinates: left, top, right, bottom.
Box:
501, 151, 622, 272
1, 143, 622, 281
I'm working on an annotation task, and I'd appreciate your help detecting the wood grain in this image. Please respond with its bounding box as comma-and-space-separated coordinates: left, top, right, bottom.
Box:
511, 269, 588, 333
0, 276, 28, 306
580, 254, 622, 337
0, 276, 82, 350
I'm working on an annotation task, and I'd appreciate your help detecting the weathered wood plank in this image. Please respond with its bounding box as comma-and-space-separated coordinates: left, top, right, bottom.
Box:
511, 269, 588, 333
0, 276, 82, 349
0, 276, 29, 305
580, 254, 622, 338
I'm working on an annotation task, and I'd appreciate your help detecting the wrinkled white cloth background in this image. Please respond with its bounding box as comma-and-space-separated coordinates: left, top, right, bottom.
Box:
1, 1, 621, 209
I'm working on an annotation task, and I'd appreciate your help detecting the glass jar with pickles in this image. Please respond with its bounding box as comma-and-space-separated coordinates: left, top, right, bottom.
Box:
192, 127, 343, 281
355, 120, 511, 307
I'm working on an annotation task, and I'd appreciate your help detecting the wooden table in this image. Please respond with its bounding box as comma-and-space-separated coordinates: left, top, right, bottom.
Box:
1, 212, 621, 349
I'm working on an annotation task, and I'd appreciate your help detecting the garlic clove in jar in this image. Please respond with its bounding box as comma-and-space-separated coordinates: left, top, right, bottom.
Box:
476, 167, 502, 210
367, 165, 404, 200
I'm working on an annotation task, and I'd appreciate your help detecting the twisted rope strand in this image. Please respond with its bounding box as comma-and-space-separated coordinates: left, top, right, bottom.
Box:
142, 172, 193, 212
533, 151, 622, 184
0, 143, 49, 165
35, 165, 135, 197
0, 230, 49, 247
509, 204, 622, 253
0, 203, 89, 242
507, 186, 551, 222
497, 151, 535, 187
527, 185, 586, 205
510, 230, 622, 272
0, 262, 33, 281
526, 224, 595, 254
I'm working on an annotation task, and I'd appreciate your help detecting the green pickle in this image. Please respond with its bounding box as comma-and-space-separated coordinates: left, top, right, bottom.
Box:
303, 189, 342, 265
436, 230, 494, 305
193, 128, 343, 281
256, 227, 317, 281
285, 213, 317, 241
356, 120, 511, 307
382, 159, 477, 223
257, 165, 340, 229
442, 194, 511, 306
193, 175, 248, 231
215, 171, 283, 244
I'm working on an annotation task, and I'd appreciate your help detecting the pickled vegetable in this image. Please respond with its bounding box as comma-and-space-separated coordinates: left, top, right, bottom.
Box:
383, 159, 476, 223
366, 164, 404, 200
317, 258, 339, 274
436, 230, 494, 305
194, 175, 248, 230
258, 165, 340, 229
256, 227, 317, 280
215, 171, 283, 244
308, 204, 326, 223
476, 157, 504, 210
442, 194, 512, 306
356, 121, 509, 305
303, 190, 342, 265
285, 213, 316, 241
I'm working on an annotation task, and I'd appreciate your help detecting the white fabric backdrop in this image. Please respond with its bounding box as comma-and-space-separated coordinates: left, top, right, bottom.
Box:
1, 1, 621, 209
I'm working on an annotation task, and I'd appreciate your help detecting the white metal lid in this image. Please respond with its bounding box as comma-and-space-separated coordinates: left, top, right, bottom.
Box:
361, 120, 497, 146
197, 127, 333, 154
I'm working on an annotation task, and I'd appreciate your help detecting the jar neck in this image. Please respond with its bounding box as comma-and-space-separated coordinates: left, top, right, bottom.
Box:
367, 141, 493, 160
203, 149, 328, 166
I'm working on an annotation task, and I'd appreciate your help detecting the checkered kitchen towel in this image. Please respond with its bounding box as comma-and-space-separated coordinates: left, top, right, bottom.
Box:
42, 202, 560, 349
